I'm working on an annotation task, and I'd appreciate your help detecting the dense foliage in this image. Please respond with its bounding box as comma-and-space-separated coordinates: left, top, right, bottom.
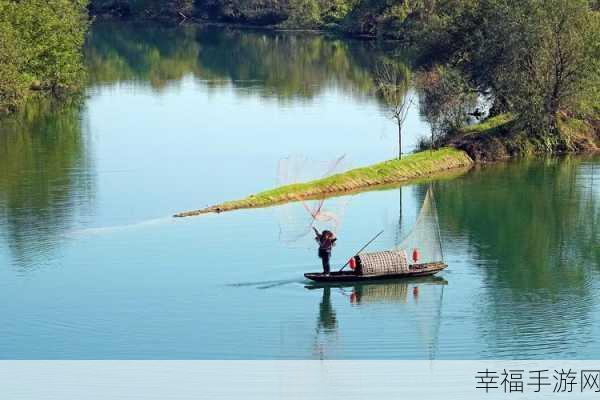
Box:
416, 65, 478, 147
416, 0, 599, 141
90, 0, 193, 19
0, 0, 89, 113
90, 0, 361, 25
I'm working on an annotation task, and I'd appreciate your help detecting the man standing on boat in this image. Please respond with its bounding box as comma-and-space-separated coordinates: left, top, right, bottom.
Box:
313, 227, 336, 275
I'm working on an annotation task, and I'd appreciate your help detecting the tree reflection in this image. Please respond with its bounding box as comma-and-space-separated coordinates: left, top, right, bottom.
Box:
432, 157, 600, 356
435, 158, 600, 292
85, 22, 203, 88
84, 22, 403, 102
195, 27, 379, 100
0, 98, 94, 267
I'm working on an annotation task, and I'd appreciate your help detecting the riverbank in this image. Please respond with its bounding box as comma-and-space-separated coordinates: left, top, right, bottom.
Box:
445, 114, 600, 162
173, 147, 473, 217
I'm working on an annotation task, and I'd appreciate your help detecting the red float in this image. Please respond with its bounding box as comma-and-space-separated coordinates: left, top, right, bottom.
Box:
349, 257, 357, 270
412, 248, 420, 263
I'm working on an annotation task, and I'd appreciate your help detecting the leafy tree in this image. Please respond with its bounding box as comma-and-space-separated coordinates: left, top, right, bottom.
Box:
467, 0, 599, 139
416, 65, 478, 148
0, 13, 27, 112
410, 0, 599, 148
319, 0, 359, 23
0, 0, 89, 113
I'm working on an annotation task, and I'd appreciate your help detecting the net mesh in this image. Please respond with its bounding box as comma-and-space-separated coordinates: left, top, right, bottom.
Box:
276, 154, 350, 247
394, 187, 444, 263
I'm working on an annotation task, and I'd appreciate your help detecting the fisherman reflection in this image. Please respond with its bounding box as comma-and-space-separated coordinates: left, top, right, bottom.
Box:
313, 286, 338, 359
317, 287, 337, 333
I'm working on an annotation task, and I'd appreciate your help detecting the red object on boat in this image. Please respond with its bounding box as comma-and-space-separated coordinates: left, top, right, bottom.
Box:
412, 248, 420, 263
349, 257, 357, 270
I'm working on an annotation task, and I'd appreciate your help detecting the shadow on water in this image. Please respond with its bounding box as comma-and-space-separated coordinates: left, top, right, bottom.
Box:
0, 98, 94, 268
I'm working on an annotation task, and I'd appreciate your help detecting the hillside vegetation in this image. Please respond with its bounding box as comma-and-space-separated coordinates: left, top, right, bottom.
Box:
90, 0, 361, 25
0, 0, 89, 113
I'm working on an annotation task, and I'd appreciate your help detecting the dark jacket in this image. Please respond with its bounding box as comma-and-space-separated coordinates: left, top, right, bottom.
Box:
315, 229, 337, 254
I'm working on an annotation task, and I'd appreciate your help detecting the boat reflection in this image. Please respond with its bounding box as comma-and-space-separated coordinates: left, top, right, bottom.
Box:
306, 275, 447, 299
307, 276, 447, 359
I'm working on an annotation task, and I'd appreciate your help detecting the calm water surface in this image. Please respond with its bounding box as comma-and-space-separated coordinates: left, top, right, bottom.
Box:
0, 23, 599, 359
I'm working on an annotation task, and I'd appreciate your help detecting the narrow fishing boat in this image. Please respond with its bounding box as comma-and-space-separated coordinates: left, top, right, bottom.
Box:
304, 274, 448, 291
304, 262, 447, 282
305, 186, 447, 283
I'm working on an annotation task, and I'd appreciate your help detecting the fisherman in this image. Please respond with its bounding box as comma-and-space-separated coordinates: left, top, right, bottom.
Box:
313, 227, 337, 275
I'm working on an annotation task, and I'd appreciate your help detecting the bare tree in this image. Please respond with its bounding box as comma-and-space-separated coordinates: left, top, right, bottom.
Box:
374, 60, 414, 159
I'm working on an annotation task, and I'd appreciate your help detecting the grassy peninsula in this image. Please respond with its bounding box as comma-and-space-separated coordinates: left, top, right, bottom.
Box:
174, 147, 473, 217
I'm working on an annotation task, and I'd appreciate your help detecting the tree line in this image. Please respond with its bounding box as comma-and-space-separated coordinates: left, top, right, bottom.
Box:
372, 0, 599, 156
412, 0, 599, 148
1, 0, 598, 157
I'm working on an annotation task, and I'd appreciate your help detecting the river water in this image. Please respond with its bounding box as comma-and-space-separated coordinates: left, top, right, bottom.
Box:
0, 23, 598, 359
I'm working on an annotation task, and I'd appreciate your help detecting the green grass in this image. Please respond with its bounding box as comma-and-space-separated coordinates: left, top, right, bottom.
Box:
460, 113, 514, 136
449, 112, 598, 160
174, 147, 473, 217
251, 147, 468, 196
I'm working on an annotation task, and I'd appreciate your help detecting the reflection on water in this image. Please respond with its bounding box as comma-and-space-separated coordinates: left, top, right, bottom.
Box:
308, 277, 447, 359
0, 99, 94, 268
317, 287, 337, 332
85, 23, 204, 89
434, 158, 600, 357
0, 22, 599, 360
85, 22, 399, 102
437, 158, 599, 292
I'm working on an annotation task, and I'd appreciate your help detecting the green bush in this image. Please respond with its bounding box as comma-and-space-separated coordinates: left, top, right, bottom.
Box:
0, 0, 89, 113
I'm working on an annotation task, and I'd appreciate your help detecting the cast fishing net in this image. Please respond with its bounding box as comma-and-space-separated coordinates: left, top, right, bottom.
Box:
276, 154, 351, 247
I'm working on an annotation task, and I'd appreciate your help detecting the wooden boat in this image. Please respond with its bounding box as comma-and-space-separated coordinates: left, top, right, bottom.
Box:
307, 186, 447, 283
305, 273, 448, 288
304, 261, 447, 283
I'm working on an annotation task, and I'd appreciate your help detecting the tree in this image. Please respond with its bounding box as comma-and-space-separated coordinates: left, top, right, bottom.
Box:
0, 0, 89, 112
374, 59, 413, 159
450, 0, 599, 142
0, 12, 26, 113
488, 0, 598, 136
416, 65, 478, 148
